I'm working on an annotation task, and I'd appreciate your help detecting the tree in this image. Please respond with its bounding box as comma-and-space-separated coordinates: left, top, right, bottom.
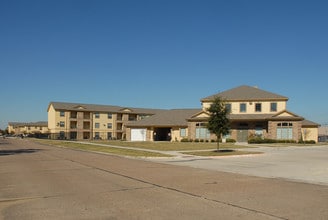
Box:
206, 96, 230, 151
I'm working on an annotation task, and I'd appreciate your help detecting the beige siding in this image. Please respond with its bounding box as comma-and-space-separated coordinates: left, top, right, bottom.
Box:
48, 105, 57, 131
203, 100, 286, 114
301, 127, 318, 142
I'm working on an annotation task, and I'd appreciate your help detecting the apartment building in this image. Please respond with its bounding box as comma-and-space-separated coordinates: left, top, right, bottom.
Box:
126, 85, 319, 142
8, 121, 49, 136
47, 102, 164, 140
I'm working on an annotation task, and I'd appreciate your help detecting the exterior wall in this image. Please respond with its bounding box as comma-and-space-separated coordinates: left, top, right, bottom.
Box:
48, 104, 153, 140
92, 112, 114, 140
268, 121, 302, 142
301, 127, 318, 142
48, 105, 57, 131
202, 100, 286, 114
171, 127, 188, 142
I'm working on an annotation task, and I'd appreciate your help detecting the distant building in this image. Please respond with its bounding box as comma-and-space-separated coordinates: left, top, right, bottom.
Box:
8, 121, 49, 136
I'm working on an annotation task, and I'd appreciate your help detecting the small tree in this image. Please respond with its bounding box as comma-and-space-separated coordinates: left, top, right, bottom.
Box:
206, 96, 230, 151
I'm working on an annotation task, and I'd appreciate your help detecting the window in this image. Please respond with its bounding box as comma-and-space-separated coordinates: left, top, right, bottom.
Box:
94, 112, 100, 118
95, 123, 100, 128
59, 131, 65, 139
108, 113, 112, 119
240, 103, 247, 112
225, 104, 231, 113
60, 111, 65, 117
255, 103, 262, 112
195, 123, 210, 139
107, 123, 112, 129
59, 121, 65, 127
255, 126, 263, 138
271, 103, 277, 112
107, 132, 112, 140
95, 132, 100, 139
277, 122, 293, 139
129, 114, 137, 121
180, 128, 186, 137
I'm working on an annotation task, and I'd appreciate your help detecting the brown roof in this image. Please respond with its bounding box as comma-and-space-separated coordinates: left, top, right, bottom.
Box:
126, 109, 201, 127
48, 102, 165, 114
201, 85, 288, 102
8, 121, 48, 127
302, 119, 320, 127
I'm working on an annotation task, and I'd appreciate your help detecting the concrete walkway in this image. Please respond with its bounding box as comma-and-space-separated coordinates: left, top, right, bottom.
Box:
153, 145, 328, 186
65, 141, 328, 186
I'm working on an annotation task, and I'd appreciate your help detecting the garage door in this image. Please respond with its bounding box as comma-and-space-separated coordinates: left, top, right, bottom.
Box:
131, 129, 147, 141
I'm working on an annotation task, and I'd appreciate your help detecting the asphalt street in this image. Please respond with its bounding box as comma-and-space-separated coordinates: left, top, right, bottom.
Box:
0, 139, 327, 220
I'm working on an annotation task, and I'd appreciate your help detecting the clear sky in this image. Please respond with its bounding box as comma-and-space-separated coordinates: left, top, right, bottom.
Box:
1, 0, 327, 129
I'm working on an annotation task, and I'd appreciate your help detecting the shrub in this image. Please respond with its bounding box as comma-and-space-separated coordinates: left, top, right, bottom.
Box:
298, 140, 316, 144
226, 138, 236, 143
180, 138, 189, 142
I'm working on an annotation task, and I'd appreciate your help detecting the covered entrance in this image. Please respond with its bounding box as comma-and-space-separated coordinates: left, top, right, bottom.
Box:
153, 127, 171, 141
237, 123, 249, 142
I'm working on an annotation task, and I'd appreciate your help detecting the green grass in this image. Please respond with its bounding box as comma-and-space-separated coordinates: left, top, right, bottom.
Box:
32, 139, 255, 158
33, 139, 171, 157
92, 140, 251, 151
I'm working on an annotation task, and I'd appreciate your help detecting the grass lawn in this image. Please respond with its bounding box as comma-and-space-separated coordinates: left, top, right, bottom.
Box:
92, 140, 251, 151
31, 139, 257, 157
33, 139, 172, 157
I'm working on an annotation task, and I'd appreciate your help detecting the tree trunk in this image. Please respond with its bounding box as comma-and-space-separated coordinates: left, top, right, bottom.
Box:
216, 134, 220, 151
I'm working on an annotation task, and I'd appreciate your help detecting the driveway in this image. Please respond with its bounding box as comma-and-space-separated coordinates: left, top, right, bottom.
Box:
149, 145, 328, 186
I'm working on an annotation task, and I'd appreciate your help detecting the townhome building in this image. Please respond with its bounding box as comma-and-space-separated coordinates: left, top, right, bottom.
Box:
47, 102, 164, 140
8, 121, 49, 136
126, 85, 319, 142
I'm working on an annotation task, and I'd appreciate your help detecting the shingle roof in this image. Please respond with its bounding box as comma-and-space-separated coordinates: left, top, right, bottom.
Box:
201, 85, 288, 102
302, 119, 320, 127
8, 121, 48, 127
126, 109, 201, 127
48, 102, 165, 114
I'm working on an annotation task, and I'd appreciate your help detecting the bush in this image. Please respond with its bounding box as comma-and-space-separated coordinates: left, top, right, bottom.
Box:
226, 138, 236, 143
180, 138, 189, 142
248, 138, 297, 144
298, 140, 316, 144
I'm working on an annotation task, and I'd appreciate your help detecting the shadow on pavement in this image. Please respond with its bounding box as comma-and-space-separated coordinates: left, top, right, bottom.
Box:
0, 149, 42, 156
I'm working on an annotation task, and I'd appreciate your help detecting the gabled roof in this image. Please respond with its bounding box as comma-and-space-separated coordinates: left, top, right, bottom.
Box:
48, 102, 165, 114
201, 85, 288, 102
126, 109, 201, 127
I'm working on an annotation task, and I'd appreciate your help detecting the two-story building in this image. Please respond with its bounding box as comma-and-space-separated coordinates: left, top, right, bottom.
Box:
188, 85, 318, 142
47, 102, 164, 140
8, 121, 49, 137
126, 85, 319, 142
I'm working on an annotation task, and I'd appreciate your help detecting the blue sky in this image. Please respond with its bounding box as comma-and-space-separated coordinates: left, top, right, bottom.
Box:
1, 0, 327, 129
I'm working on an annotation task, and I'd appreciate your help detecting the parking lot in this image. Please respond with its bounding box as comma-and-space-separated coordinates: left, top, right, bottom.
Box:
152, 145, 328, 186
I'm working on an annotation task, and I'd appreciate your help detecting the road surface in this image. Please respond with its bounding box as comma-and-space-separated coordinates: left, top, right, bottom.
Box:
1, 139, 327, 219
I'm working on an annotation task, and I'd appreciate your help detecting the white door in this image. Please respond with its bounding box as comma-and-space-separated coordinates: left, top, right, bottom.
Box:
131, 129, 146, 141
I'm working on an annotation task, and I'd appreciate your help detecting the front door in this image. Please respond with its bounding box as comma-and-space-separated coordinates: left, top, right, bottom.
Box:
237, 128, 248, 142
